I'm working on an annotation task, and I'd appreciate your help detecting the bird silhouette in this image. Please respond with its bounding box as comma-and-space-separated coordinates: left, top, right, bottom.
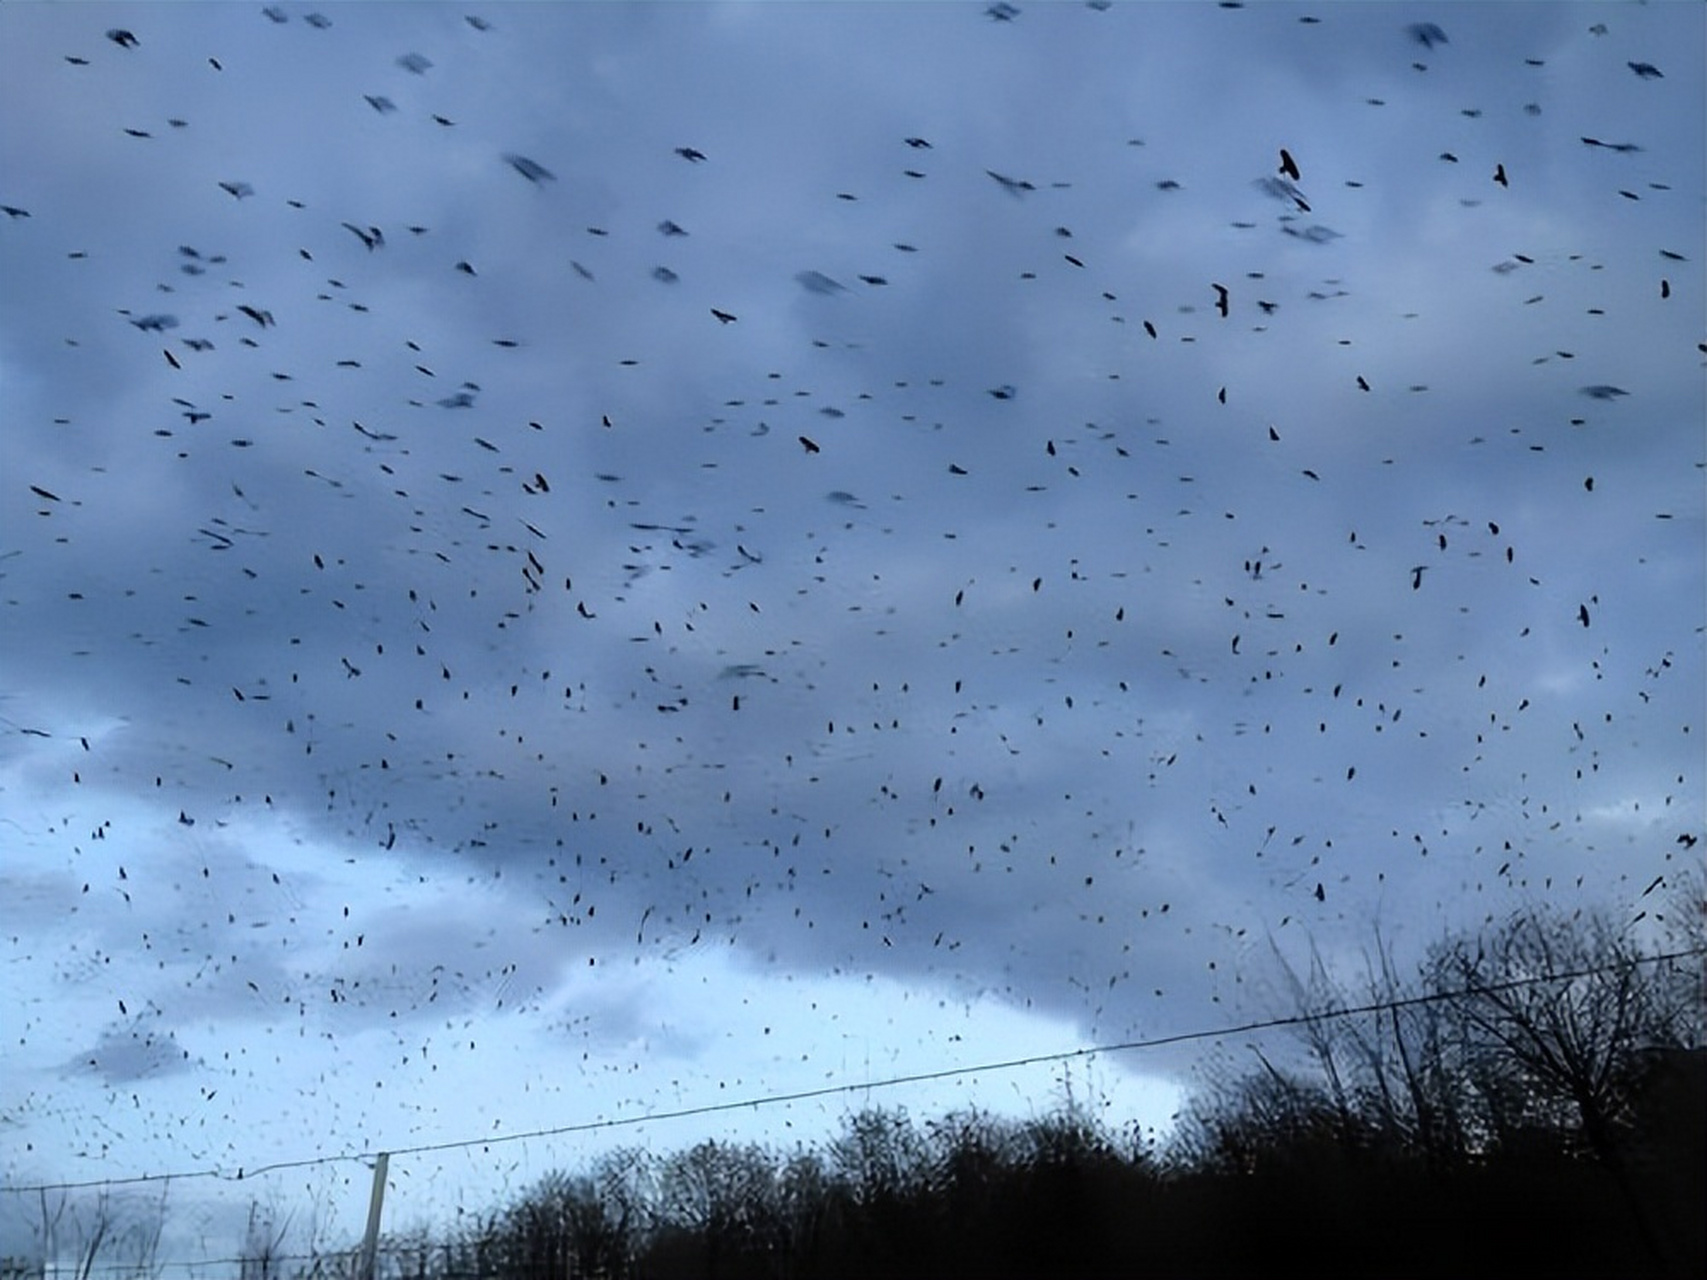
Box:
503, 153, 555, 183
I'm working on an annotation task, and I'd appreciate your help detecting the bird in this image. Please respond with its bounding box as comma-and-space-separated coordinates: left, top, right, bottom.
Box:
986, 170, 1035, 196
710, 308, 738, 324
1493, 163, 1508, 187
341, 223, 383, 251
675, 146, 708, 162
1278, 148, 1300, 181
1406, 22, 1447, 49
503, 154, 555, 183
106, 29, 140, 48
1212, 283, 1229, 317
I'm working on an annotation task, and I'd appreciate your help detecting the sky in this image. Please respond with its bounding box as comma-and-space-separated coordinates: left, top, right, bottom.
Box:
1, 0, 1703, 1269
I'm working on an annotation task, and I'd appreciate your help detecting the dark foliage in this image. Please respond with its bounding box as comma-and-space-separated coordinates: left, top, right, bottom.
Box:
271, 906, 1703, 1280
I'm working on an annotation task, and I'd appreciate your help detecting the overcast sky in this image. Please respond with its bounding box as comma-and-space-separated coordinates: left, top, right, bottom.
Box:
2, 0, 1702, 1267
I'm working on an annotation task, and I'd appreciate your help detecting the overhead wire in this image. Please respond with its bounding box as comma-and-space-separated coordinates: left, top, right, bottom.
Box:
7, 942, 1700, 1197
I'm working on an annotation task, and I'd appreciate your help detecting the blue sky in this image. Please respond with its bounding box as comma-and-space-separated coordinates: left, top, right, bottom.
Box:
2, 0, 1702, 1268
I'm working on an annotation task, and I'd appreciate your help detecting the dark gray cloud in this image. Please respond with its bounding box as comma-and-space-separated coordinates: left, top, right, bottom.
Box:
1, 0, 1701, 1255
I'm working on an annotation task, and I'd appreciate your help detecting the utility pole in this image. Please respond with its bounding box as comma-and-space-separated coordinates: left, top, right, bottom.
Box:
358, 1153, 389, 1280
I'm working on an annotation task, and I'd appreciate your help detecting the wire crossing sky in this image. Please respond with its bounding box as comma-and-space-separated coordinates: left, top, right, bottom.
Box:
2, 0, 1702, 1261
9, 942, 1701, 1206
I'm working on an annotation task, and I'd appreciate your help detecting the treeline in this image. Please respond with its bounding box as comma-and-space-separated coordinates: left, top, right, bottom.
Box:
292, 904, 1702, 1279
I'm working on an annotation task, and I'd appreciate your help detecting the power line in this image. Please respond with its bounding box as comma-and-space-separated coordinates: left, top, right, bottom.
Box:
6, 943, 1699, 1198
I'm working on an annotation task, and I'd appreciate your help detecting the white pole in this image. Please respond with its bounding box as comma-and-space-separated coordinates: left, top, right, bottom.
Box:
358, 1153, 389, 1280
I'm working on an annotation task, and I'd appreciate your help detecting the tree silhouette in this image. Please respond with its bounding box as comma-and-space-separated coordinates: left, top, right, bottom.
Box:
295, 901, 1701, 1279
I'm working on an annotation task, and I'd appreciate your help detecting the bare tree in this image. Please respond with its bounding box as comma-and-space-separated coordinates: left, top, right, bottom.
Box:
238, 1200, 292, 1280
1425, 906, 1702, 1159
655, 1140, 781, 1278
38, 1186, 170, 1280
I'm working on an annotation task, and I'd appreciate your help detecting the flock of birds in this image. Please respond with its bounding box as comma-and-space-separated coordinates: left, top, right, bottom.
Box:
1, 2, 1701, 1208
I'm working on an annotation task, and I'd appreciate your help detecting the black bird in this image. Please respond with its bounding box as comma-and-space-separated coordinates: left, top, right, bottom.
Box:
503, 154, 555, 183
798, 435, 821, 454
675, 146, 707, 162
710, 308, 738, 324
1278, 148, 1300, 181
1493, 162, 1508, 187
1627, 61, 1663, 79
341, 223, 383, 250
1212, 283, 1229, 317
106, 29, 140, 48
904, 137, 932, 149
1406, 22, 1447, 49
986, 169, 1035, 196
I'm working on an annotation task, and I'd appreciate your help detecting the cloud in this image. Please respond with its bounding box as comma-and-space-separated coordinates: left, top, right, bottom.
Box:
1, 0, 1700, 1252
